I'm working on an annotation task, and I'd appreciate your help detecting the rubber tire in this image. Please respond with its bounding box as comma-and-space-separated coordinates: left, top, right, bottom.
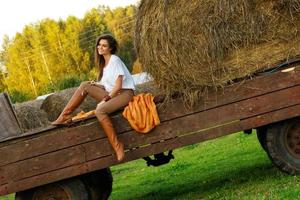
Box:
80, 168, 113, 200
265, 119, 300, 175
256, 127, 268, 152
15, 178, 89, 200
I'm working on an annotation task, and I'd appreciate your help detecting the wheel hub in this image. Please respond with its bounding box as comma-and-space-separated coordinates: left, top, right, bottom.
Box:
284, 123, 300, 159
33, 185, 71, 200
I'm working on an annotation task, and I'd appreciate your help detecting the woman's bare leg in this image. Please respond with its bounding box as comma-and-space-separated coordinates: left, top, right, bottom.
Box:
51, 81, 108, 125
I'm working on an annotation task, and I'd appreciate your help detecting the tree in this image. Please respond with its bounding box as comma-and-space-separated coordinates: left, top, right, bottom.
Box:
81, 7, 108, 70
5, 31, 39, 98
103, 6, 137, 71
0, 5, 138, 102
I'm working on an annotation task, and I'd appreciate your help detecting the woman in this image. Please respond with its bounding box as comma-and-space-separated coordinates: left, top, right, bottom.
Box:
51, 34, 135, 162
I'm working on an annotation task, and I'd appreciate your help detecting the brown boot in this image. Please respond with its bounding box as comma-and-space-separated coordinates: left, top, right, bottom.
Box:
100, 116, 125, 161
51, 88, 86, 126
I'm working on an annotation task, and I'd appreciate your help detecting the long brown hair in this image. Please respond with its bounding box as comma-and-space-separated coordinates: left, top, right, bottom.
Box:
95, 34, 118, 81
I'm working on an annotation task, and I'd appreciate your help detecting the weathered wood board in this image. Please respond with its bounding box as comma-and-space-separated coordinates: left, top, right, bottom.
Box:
0, 93, 22, 141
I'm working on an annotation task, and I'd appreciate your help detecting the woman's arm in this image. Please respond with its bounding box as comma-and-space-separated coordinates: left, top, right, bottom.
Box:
109, 75, 123, 98
101, 75, 123, 102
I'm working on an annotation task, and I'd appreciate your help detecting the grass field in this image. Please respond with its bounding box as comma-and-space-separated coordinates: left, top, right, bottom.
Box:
109, 132, 300, 200
1, 132, 300, 200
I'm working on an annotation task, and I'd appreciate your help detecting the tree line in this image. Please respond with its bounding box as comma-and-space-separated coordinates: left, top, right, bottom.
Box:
0, 5, 140, 102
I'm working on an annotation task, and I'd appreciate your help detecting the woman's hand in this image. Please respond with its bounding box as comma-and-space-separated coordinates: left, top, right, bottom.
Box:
103, 94, 111, 102
98, 100, 106, 106
90, 80, 97, 85
90, 81, 105, 89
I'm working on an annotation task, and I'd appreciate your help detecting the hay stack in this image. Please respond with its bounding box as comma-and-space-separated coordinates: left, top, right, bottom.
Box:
41, 87, 98, 121
14, 99, 50, 132
135, 81, 160, 96
14, 83, 159, 132
135, 0, 300, 104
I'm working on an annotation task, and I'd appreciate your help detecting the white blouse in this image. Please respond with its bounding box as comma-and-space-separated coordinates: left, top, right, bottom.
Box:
99, 55, 135, 93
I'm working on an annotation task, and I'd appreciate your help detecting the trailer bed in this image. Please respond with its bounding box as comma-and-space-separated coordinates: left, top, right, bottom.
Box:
1, 63, 300, 195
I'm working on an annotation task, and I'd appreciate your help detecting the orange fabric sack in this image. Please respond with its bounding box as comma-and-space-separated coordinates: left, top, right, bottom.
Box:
122, 93, 160, 133
72, 110, 95, 122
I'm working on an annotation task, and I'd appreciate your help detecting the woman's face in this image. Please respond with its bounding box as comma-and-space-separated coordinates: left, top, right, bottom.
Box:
97, 39, 112, 55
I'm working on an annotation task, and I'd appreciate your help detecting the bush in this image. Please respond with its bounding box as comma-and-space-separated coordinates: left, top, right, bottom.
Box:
56, 75, 83, 90
43, 74, 90, 93
9, 90, 31, 103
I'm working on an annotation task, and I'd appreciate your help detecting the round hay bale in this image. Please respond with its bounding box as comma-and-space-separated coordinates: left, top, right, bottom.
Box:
135, 81, 160, 96
41, 87, 98, 121
14, 99, 50, 131
135, 0, 300, 105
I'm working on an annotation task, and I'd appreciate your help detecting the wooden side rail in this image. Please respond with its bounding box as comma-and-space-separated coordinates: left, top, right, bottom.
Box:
0, 65, 300, 195
0, 93, 22, 142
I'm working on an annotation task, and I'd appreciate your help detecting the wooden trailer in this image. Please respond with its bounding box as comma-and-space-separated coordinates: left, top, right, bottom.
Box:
0, 60, 300, 199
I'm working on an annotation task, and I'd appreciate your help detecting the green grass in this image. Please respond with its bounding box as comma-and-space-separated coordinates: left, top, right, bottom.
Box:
109, 132, 300, 200
0, 195, 13, 200
1, 132, 299, 200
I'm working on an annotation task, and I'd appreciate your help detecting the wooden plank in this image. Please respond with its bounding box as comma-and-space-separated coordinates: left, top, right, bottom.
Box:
1, 82, 300, 188
1, 102, 299, 196
1, 69, 299, 167
159, 103, 300, 154
0, 146, 85, 185
158, 66, 300, 120
0, 154, 116, 195
0, 67, 300, 194
83, 84, 300, 161
1, 83, 299, 184
0, 93, 22, 141
0, 68, 299, 166
0, 114, 130, 166
0, 123, 101, 167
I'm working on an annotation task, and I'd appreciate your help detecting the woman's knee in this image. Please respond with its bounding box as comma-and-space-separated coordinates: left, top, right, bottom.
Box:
95, 103, 108, 120
79, 81, 93, 95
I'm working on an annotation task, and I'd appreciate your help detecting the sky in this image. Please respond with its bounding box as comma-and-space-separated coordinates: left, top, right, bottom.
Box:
0, 0, 139, 46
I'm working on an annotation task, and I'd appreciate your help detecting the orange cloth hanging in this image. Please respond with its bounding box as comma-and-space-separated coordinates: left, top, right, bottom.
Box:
123, 93, 160, 133
72, 110, 95, 122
